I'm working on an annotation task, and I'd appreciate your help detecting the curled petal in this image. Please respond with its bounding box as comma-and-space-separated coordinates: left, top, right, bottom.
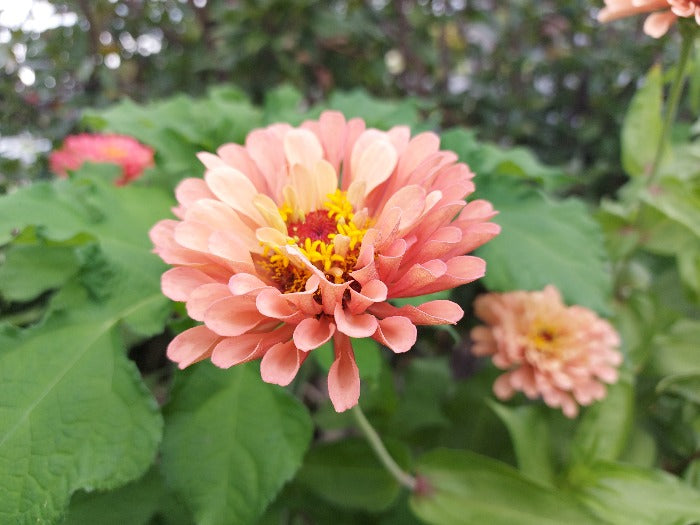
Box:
328, 334, 360, 412
203, 296, 267, 336
373, 316, 417, 353
186, 283, 231, 321
167, 325, 220, 369
370, 300, 464, 325
334, 304, 378, 338
260, 340, 308, 386
293, 317, 336, 351
161, 267, 216, 302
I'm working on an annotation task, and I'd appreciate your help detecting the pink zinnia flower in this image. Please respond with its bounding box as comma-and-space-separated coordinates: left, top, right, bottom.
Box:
598, 0, 700, 38
50, 133, 155, 185
150, 111, 500, 411
470, 286, 622, 418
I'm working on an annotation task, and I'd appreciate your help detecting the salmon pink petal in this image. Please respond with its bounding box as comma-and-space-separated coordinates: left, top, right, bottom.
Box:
293, 317, 336, 351
260, 341, 308, 386
210, 334, 265, 368
370, 300, 464, 325
347, 279, 388, 314
216, 142, 268, 193
316, 110, 346, 172
351, 137, 398, 197
644, 10, 677, 37
283, 128, 324, 170
334, 304, 378, 338
167, 325, 220, 369
373, 316, 417, 353
174, 178, 215, 216
204, 167, 264, 224
186, 283, 231, 321
328, 334, 360, 412
161, 267, 216, 302
228, 273, 269, 295
203, 296, 267, 336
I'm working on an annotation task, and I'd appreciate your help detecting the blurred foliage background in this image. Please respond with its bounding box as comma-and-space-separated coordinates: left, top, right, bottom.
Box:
0, 0, 683, 196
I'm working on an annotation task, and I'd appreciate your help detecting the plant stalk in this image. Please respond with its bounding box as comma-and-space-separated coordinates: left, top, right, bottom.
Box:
351, 404, 417, 491
649, 29, 695, 183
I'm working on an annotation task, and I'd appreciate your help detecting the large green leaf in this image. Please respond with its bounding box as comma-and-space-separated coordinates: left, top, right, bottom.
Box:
570, 375, 634, 465
0, 243, 79, 302
0, 167, 173, 335
476, 180, 613, 313
569, 461, 700, 525
297, 437, 410, 512
409, 449, 599, 525
0, 284, 164, 525
621, 64, 663, 178
488, 403, 555, 486
160, 362, 313, 525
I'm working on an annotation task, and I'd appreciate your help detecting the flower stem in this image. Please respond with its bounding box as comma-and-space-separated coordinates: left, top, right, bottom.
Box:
648, 29, 695, 183
351, 404, 417, 491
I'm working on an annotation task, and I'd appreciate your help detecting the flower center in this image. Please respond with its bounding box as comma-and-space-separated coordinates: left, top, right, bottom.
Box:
528, 323, 562, 357
259, 190, 369, 293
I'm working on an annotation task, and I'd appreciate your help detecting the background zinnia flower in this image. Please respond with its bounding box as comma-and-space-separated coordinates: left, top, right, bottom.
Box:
598, 0, 700, 38
50, 133, 155, 185
151, 110, 500, 411
470, 285, 622, 418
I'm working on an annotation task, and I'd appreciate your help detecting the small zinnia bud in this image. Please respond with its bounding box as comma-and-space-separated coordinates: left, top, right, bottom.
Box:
49, 133, 154, 185
470, 285, 622, 418
150, 111, 501, 412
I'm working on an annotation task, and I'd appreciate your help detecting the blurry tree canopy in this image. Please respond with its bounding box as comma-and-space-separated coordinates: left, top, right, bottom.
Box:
0, 0, 676, 195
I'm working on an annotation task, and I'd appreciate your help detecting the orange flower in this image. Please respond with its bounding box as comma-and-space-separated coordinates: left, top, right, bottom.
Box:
470, 286, 622, 418
50, 133, 154, 185
598, 0, 700, 38
150, 111, 500, 411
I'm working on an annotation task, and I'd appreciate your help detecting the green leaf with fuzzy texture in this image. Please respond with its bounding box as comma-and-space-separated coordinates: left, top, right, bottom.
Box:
0, 167, 173, 335
0, 243, 79, 302
161, 362, 313, 525
569, 461, 700, 525
0, 283, 163, 525
410, 449, 598, 525
477, 179, 613, 313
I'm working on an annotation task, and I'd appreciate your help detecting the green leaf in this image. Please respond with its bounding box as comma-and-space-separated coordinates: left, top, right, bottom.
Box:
0, 284, 163, 524
488, 403, 555, 485
297, 437, 410, 512
440, 128, 569, 190
0, 169, 173, 335
83, 87, 263, 183
621, 64, 663, 178
0, 243, 79, 302
650, 319, 700, 377
161, 362, 313, 525
570, 375, 634, 464
62, 468, 163, 525
410, 449, 598, 525
390, 358, 452, 435
477, 180, 613, 313
327, 90, 432, 130
569, 461, 700, 525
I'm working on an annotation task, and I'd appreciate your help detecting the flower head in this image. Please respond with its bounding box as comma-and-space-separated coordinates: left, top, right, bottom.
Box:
470, 286, 622, 418
151, 111, 500, 411
598, 0, 700, 38
50, 133, 154, 185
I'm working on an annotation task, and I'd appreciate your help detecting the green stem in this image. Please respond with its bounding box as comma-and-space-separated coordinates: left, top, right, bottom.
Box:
351, 404, 417, 491
649, 30, 694, 183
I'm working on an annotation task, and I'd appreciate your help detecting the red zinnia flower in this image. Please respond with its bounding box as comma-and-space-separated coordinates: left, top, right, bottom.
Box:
50, 133, 154, 185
